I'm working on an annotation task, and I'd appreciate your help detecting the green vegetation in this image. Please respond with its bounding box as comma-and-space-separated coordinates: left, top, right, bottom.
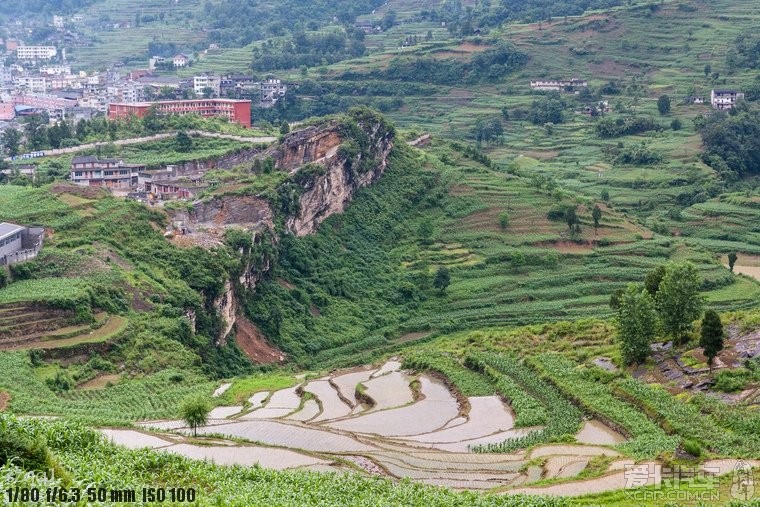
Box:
529, 353, 677, 459
402, 351, 494, 396
180, 395, 211, 436
0, 413, 566, 507
616, 284, 657, 366
699, 309, 725, 372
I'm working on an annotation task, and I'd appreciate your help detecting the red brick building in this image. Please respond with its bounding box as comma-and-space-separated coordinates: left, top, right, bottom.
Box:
108, 99, 252, 128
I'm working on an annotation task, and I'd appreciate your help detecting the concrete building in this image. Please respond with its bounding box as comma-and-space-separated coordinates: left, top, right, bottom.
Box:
530, 78, 588, 92
260, 79, 287, 105
0, 102, 15, 121
16, 46, 57, 60
14, 77, 49, 93
173, 54, 189, 67
108, 99, 252, 128
193, 74, 221, 97
53, 15, 65, 29
70, 156, 145, 189
0, 222, 43, 265
710, 89, 745, 110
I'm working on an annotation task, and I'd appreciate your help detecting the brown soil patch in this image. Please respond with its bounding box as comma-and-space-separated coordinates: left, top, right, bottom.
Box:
449, 184, 475, 196
537, 241, 594, 254
50, 182, 108, 200
587, 59, 634, 77
234, 315, 286, 364
277, 278, 296, 289
732, 265, 760, 282
395, 331, 431, 344
78, 374, 121, 390
309, 304, 321, 317
520, 150, 560, 161
0, 391, 9, 411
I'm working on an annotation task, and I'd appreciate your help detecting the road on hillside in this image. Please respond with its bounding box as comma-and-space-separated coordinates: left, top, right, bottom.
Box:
6, 131, 277, 161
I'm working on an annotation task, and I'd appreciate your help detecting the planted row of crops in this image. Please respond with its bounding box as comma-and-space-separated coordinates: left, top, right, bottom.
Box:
402, 351, 494, 396
3, 413, 568, 507
528, 353, 677, 459
614, 378, 760, 458
466, 352, 582, 452
0, 352, 215, 425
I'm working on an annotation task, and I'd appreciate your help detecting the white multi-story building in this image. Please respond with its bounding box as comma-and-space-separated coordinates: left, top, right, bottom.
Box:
14, 76, 49, 93
530, 78, 588, 92
40, 64, 71, 76
710, 89, 745, 110
16, 46, 57, 60
173, 54, 189, 67
193, 74, 221, 97
53, 15, 64, 29
260, 79, 287, 104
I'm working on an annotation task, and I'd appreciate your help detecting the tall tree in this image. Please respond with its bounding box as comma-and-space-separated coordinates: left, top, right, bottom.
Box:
727, 252, 738, 272
2, 128, 22, 157
176, 130, 193, 152
180, 396, 211, 437
699, 309, 724, 373
644, 265, 666, 297
433, 266, 450, 293
656, 262, 704, 344
657, 94, 671, 115
591, 205, 602, 234
617, 284, 658, 365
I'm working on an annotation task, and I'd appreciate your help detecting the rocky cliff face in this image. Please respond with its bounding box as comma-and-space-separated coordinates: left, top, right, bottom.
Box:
285, 121, 394, 236
169, 112, 395, 358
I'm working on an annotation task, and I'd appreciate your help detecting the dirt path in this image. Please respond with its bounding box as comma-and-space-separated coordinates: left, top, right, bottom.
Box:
7, 131, 276, 161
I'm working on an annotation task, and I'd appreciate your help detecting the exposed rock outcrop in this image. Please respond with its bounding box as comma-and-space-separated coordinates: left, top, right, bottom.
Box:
167, 111, 395, 361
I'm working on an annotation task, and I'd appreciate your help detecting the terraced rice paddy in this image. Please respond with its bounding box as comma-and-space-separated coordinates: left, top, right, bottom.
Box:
109, 359, 673, 494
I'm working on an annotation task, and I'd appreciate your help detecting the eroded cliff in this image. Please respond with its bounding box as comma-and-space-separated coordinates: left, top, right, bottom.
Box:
167, 109, 395, 361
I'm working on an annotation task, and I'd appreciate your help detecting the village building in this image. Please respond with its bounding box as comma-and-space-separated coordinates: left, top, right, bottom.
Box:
530, 78, 588, 92
70, 155, 145, 189
0, 222, 44, 266
108, 99, 252, 128
193, 74, 221, 97
173, 54, 189, 67
710, 89, 744, 110
16, 46, 57, 60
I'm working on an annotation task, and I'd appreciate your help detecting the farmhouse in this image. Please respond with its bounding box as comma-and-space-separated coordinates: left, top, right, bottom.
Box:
108, 99, 252, 128
173, 54, 189, 67
530, 78, 588, 92
70, 155, 145, 189
0, 222, 44, 265
710, 89, 744, 110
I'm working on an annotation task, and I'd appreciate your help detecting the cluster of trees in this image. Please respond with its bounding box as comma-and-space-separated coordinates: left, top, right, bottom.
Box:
471, 117, 504, 144
612, 142, 663, 166
612, 262, 726, 368
726, 32, 760, 70
0, 0, 94, 15
419, 0, 627, 32
698, 109, 760, 179
253, 29, 367, 72
595, 116, 662, 138
528, 92, 566, 125
343, 42, 528, 85
203, 0, 384, 47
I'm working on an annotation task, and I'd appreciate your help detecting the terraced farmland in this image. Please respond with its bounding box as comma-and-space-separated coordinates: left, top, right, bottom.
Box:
111, 358, 696, 495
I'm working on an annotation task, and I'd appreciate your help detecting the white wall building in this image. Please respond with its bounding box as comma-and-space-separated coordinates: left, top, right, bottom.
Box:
710, 89, 745, 110
193, 74, 221, 96
16, 46, 57, 60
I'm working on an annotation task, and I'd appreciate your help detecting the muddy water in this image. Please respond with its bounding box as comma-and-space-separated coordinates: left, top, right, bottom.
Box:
160, 443, 328, 469
575, 419, 626, 445
330, 369, 374, 406
241, 386, 300, 419
508, 461, 660, 497
361, 371, 414, 410
398, 396, 515, 444
287, 399, 321, 422
100, 429, 173, 449
543, 456, 589, 479
304, 380, 352, 422
433, 427, 536, 453
194, 420, 377, 452
371, 359, 403, 378
529, 444, 620, 459
329, 376, 459, 436
209, 406, 243, 419
248, 391, 269, 408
